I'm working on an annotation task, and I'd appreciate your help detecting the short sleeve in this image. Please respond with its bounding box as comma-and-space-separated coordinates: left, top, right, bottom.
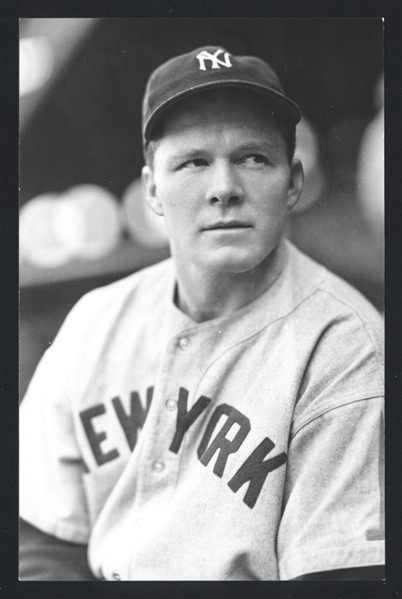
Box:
277, 396, 384, 580
19, 296, 94, 544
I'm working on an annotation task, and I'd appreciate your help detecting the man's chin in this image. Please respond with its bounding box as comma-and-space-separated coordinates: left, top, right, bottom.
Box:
197, 250, 271, 276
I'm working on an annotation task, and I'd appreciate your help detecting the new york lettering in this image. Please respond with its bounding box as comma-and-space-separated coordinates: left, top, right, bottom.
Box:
79, 385, 287, 508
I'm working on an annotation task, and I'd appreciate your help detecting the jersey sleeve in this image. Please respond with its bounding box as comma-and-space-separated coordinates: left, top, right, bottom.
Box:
277, 395, 384, 580
19, 294, 95, 545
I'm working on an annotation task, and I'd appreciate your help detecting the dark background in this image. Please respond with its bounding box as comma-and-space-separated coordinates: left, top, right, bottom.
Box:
19, 17, 384, 398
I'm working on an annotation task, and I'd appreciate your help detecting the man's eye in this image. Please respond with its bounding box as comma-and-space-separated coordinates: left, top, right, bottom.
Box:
242, 154, 269, 166
182, 158, 208, 168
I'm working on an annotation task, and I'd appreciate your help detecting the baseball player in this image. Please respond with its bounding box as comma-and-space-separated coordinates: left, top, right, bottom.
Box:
19, 46, 384, 581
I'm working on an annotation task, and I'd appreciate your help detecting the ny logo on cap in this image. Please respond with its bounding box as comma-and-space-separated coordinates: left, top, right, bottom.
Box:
196, 49, 232, 71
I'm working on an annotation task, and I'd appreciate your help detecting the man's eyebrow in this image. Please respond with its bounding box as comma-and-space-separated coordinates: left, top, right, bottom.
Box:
235, 141, 280, 154
165, 149, 207, 166
166, 141, 279, 165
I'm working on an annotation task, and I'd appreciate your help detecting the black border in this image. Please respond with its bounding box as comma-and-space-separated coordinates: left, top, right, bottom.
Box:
2, 1, 401, 598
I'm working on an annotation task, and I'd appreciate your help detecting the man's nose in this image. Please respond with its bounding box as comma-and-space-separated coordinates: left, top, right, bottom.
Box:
206, 162, 244, 206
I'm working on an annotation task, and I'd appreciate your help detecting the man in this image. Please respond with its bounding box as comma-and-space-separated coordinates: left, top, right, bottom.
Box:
19, 46, 384, 581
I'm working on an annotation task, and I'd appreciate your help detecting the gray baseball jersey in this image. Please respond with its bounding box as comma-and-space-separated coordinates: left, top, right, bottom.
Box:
20, 240, 384, 580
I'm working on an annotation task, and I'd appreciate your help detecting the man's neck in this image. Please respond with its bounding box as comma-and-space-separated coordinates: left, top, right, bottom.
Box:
173, 241, 287, 323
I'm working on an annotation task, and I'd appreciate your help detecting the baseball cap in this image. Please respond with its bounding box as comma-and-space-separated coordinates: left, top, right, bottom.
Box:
142, 46, 301, 143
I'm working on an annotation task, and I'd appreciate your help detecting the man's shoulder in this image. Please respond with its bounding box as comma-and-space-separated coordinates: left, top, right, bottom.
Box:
285, 244, 383, 424
58, 258, 173, 340
285, 242, 383, 379
76, 257, 173, 313
286, 241, 382, 329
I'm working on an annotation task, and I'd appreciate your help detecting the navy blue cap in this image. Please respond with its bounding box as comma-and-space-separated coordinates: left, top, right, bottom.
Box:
142, 46, 301, 143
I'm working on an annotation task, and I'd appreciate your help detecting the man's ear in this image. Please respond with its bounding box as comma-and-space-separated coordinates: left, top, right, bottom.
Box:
142, 165, 164, 216
286, 158, 304, 212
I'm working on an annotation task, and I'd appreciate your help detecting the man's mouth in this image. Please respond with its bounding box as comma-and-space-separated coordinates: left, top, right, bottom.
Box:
203, 221, 252, 230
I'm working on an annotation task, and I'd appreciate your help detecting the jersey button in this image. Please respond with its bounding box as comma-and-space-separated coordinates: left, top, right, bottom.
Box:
152, 459, 166, 473
165, 398, 178, 411
178, 337, 190, 350
113, 573, 121, 581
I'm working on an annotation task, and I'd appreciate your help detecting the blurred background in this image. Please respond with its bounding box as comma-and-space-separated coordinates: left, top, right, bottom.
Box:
19, 17, 384, 398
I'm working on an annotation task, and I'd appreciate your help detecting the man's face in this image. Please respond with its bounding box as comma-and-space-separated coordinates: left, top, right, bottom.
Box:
142, 90, 303, 276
